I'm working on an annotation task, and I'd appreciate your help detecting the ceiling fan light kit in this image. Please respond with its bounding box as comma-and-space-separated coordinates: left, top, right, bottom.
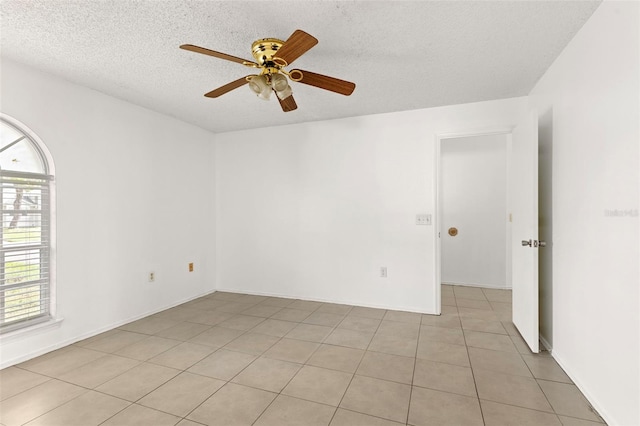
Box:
180, 30, 356, 112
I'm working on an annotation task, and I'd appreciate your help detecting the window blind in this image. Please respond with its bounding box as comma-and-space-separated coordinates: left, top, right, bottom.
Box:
0, 170, 52, 332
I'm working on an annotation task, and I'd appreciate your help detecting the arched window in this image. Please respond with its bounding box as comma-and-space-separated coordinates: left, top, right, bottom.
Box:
0, 115, 55, 333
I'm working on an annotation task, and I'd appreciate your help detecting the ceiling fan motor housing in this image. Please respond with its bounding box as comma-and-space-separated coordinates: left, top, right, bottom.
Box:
251, 38, 285, 67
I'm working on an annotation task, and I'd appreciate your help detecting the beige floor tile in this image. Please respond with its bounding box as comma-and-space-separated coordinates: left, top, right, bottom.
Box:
330, 408, 404, 425
96, 362, 181, 401
119, 317, 179, 335
408, 386, 483, 426
303, 312, 345, 327
254, 395, 335, 426
482, 288, 512, 302
421, 314, 462, 329
217, 314, 265, 331
251, 318, 298, 337
413, 358, 476, 397
216, 302, 257, 314
441, 305, 459, 315
501, 320, 520, 336
138, 372, 224, 417
0, 379, 86, 426
383, 310, 421, 324
24, 390, 129, 426
223, 332, 280, 355
522, 355, 573, 383
188, 326, 244, 347
416, 340, 470, 367
74, 329, 121, 347
283, 365, 353, 406
456, 298, 493, 310
235, 294, 269, 304
461, 317, 508, 334
177, 420, 203, 426
232, 357, 301, 392
18, 346, 105, 377
468, 346, 532, 377
185, 298, 226, 311
263, 338, 319, 363
317, 303, 353, 315
453, 286, 487, 301
474, 368, 553, 412
241, 304, 283, 318
349, 306, 386, 320
356, 351, 414, 384
368, 333, 417, 357
101, 403, 181, 426
81, 330, 149, 353
186, 309, 234, 326
441, 295, 457, 306
57, 354, 139, 388
538, 380, 603, 422
154, 321, 211, 341
338, 315, 381, 333
464, 330, 518, 353
210, 291, 246, 301
376, 320, 420, 339
489, 300, 512, 312
340, 375, 411, 423
419, 325, 465, 345
188, 349, 256, 380
149, 341, 216, 370
288, 300, 323, 312
286, 323, 333, 343
458, 307, 500, 321
307, 344, 365, 373
115, 336, 181, 361
325, 328, 373, 350
261, 296, 296, 308
481, 400, 562, 426
188, 382, 277, 426
557, 415, 605, 425
0, 367, 50, 401
153, 306, 199, 322
270, 308, 312, 322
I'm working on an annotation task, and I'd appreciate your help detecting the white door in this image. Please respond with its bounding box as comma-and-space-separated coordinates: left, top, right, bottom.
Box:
511, 111, 540, 353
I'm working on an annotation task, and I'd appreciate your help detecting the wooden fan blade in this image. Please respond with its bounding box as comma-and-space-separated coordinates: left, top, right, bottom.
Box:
273, 30, 318, 66
291, 69, 355, 96
180, 44, 257, 66
204, 76, 250, 98
275, 91, 298, 112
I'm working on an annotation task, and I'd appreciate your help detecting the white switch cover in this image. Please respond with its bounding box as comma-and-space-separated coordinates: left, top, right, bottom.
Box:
416, 214, 432, 225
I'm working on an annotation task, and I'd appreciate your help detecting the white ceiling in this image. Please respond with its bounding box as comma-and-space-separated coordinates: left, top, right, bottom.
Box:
1, 1, 601, 134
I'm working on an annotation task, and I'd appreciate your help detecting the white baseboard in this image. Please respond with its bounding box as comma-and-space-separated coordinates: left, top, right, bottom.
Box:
539, 334, 552, 353
0, 289, 217, 369
214, 286, 437, 315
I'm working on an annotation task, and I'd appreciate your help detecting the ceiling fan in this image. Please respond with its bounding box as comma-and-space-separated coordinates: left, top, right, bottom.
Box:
180, 29, 356, 112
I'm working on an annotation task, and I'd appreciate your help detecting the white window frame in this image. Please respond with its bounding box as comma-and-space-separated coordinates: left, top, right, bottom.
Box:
0, 114, 57, 336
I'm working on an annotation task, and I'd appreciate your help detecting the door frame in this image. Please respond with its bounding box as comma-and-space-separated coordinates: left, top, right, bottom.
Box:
433, 127, 513, 314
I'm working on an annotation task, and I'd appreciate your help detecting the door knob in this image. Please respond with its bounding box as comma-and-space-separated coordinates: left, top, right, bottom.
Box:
522, 240, 532, 247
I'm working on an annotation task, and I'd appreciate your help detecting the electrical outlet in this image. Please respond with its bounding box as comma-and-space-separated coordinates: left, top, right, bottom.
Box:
380, 267, 387, 278
416, 214, 432, 225
189, 263, 194, 272
148, 272, 155, 282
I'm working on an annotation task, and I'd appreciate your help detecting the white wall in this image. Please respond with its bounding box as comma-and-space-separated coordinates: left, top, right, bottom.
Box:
215, 97, 527, 314
441, 134, 508, 288
0, 60, 217, 368
529, 1, 639, 424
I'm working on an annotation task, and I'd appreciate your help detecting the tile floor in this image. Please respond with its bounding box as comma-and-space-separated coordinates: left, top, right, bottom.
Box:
0, 285, 606, 426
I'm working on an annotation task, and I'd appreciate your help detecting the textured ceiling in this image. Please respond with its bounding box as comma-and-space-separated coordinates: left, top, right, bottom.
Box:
1, 1, 601, 134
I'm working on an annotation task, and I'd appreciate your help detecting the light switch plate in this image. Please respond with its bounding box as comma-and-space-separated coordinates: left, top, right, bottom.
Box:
416, 214, 432, 225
